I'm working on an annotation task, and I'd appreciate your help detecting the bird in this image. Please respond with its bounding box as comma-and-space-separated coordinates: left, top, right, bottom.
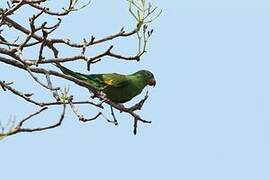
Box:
54, 64, 156, 103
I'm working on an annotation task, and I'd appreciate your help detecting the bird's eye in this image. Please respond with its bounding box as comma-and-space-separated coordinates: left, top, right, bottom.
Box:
146, 72, 152, 77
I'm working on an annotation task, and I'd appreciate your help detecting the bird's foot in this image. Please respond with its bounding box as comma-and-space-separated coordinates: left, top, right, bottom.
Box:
116, 103, 126, 112
98, 92, 107, 100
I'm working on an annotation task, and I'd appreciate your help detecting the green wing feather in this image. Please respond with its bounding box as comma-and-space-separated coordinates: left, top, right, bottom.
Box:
55, 64, 130, 89
101, 73, 130, 88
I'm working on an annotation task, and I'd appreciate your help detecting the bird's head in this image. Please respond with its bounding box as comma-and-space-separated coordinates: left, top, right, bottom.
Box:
134, 70, 156, 87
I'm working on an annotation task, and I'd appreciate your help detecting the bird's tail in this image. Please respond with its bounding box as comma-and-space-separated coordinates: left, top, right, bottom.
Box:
54, 63, 89, 81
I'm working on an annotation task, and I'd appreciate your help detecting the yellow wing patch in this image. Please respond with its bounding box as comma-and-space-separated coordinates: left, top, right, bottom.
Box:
104, 79, 114, 85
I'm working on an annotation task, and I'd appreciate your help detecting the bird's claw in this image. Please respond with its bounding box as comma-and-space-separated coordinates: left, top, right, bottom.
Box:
117, 103, 125, 112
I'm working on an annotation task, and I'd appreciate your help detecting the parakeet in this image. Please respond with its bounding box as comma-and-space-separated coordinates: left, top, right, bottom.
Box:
55, 64, 156, 103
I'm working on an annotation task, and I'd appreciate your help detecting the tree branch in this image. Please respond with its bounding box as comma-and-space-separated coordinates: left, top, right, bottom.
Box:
0, 0, 160, 138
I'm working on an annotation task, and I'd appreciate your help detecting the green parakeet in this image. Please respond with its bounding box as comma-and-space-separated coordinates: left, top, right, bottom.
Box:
55, 64, 156, 103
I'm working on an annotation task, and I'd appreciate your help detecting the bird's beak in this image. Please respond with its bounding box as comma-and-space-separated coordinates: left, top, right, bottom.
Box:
148, 78, 156, 87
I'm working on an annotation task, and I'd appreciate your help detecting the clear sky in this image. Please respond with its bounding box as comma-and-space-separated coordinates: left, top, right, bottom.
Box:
1, 0, 270, 179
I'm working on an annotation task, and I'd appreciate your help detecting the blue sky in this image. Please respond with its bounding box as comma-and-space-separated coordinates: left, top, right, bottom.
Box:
1, 0, 270, 179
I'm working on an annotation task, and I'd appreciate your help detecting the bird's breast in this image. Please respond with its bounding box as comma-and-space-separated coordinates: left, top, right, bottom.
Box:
103, 84, 142, 103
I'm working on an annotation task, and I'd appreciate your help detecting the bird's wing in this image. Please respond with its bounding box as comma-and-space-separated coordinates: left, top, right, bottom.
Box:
55, 64, 130, 89
101, 73, 130, 88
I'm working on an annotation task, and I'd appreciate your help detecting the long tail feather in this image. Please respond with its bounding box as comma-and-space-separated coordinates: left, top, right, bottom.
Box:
54, 63, 88, 81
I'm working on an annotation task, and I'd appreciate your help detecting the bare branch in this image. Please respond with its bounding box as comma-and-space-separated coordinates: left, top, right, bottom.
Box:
69, 100, 102, 122
13, 104, 66, 134
0, 80, 42, 106
109, 105, 118, 125
17, 107, 48, 128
